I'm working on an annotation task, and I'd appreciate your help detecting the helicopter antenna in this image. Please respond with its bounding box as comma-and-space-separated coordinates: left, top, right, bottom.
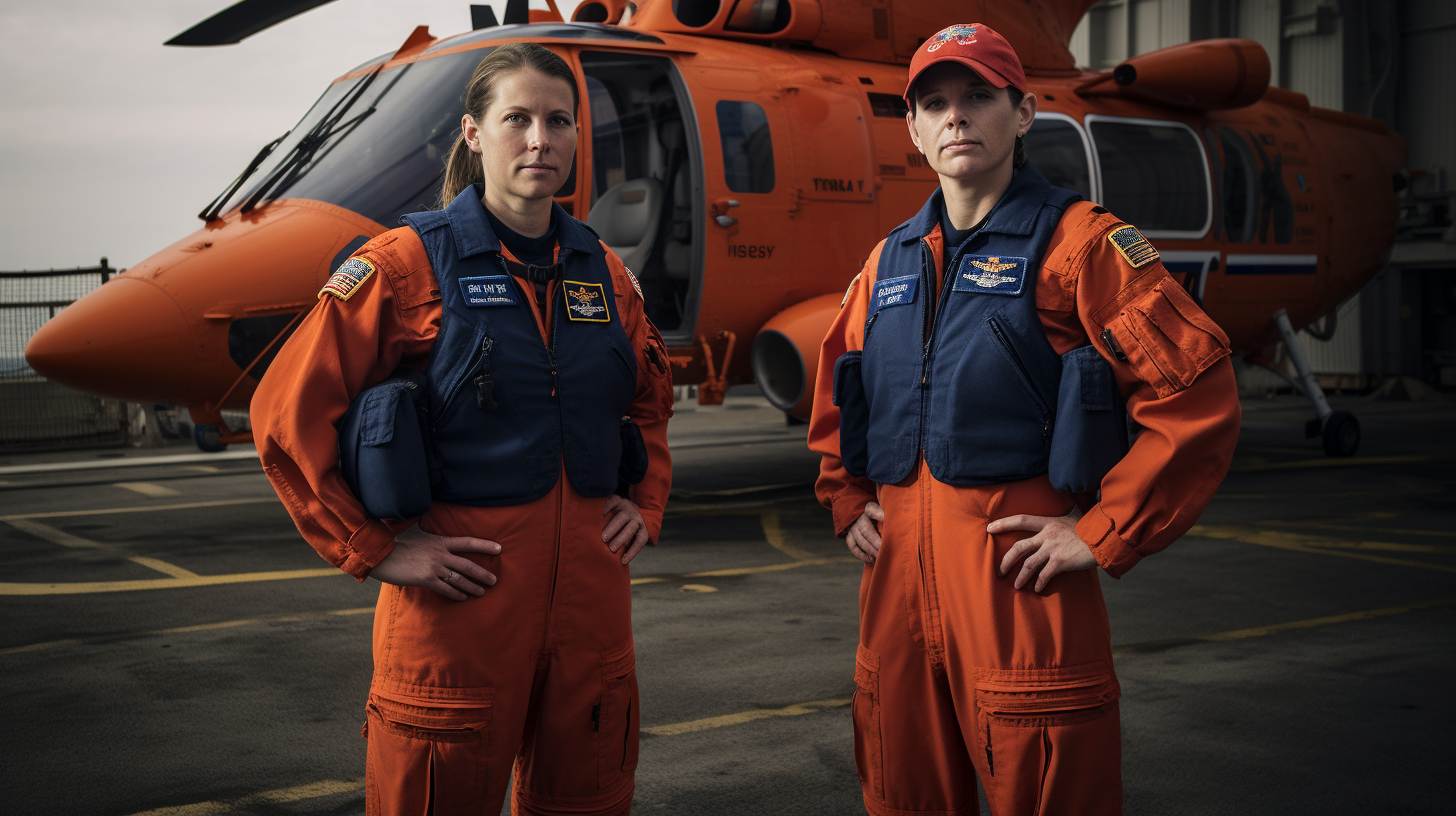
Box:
471, 5, 500, 29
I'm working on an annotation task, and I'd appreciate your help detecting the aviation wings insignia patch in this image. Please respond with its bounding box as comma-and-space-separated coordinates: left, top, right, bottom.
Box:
952, 255, 1027, 296
1107, 225, 1159, 268
319, 257, 375, 301
563, 280, 611, 322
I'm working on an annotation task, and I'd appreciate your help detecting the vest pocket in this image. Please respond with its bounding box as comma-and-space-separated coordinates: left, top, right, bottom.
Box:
364, 688, 493, 813
832, 351, 870, 478
437, 325, 494, 418
987, 316, 1051, 424
1048, 345, 1129, 493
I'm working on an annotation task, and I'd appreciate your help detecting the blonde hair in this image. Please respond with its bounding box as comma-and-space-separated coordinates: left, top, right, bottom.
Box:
437, 43, 580, 208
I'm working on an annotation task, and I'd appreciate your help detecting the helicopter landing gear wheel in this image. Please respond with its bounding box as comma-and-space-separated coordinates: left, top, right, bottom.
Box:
194, 424, 228, 452
1322, 411, 1360, 457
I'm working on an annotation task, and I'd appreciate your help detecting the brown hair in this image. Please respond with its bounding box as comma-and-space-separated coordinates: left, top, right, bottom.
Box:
437, 43, 581, 209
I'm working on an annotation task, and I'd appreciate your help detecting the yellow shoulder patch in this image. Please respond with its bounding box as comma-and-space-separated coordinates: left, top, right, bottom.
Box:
318, 257, 375, 301
841, 271, 862, 308
1107, 225, 1159, 269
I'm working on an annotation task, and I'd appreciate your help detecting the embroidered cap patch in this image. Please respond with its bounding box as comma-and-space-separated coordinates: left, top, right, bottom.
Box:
563, 280, 611, 322
318, 257, 374, 301
1108, 225, 1159, 268
459, 275, 516, 307
952, 255, 1027, 296
871, 274, 918, 313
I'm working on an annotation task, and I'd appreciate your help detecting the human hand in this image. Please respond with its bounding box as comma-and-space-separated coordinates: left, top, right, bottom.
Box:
369, 525, 500, 600
846, 502, 884, 564
991, 513, 1097, 592
602, 494, 649, 565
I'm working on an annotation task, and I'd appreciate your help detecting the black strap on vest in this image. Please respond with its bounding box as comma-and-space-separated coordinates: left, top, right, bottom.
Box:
502, 259, 564, 326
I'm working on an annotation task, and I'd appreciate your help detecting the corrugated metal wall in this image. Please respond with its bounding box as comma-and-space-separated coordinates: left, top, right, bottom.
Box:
1237, 0, 1283, 85
1283, 0, 1344, 109
1398, 0, 1456, 182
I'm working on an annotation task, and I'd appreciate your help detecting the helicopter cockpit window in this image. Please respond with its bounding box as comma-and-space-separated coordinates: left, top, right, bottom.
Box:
580, 51, 701, 335
1023, 117, 1092, 201
1218, 126, 1258, 243
717, 101, 775, 194
217, 48, 487, 227
1088, 118, 1210, 236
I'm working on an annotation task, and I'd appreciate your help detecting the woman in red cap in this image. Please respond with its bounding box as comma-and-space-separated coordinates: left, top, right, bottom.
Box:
809, 23, 1241, 816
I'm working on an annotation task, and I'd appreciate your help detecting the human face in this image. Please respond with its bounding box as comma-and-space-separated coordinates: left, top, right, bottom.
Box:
905, 62, 1035, 185
463, 68, 578, 206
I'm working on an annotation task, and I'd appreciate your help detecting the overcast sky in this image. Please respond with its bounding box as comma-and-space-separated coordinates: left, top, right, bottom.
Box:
0, 0, 586, 271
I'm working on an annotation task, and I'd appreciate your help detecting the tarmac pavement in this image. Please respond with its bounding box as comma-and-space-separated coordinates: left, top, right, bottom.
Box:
1, 391, 1452, 815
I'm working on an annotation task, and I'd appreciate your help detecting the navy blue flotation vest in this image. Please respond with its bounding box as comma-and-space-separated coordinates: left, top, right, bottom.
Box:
399, 185, 638, 506
851, 165, 1082, 486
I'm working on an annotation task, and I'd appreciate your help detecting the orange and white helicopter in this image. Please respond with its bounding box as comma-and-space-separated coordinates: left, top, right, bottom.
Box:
25, 0, 1405, 456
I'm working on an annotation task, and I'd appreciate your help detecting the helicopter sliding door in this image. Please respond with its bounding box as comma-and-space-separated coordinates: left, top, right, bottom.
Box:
579, 51, 703, 340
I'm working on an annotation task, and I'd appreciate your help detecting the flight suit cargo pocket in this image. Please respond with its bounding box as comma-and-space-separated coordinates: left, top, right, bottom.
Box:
833, 351, 869, 477
972, 666, 1119, 811
852, 645, 884, 801
1113, 280, 1231, 398
598, 641, 640, 789
364, 687, 493, 816
1048, 345, 1129, 493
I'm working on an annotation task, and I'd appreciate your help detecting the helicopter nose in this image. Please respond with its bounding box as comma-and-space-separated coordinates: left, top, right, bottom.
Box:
25, 277, 195, 402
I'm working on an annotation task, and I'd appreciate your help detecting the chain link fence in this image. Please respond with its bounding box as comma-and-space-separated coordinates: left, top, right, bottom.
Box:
1, 261, 134, 451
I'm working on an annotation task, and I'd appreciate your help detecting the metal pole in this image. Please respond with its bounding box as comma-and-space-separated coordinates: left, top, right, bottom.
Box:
1274, 308, 1333, 425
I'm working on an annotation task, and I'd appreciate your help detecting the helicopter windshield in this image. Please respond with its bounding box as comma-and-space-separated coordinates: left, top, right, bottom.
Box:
219, 48, 487, 226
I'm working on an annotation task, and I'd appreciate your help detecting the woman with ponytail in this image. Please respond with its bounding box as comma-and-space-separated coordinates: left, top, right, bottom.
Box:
252, 42, 675, 816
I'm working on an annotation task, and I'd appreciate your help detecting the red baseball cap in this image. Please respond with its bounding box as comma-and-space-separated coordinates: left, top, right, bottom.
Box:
904, 23, 1027, 103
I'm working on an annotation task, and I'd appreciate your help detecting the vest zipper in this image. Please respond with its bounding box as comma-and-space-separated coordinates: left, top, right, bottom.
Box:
987, 316, 1051, 432
473, 334, 496, 410
916, 238, 967, 451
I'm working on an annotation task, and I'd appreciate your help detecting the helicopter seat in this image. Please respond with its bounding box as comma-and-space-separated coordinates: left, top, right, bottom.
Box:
587, 177, 663, 275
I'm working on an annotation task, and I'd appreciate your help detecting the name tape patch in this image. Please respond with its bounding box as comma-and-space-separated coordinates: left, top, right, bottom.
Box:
459, 275, 516, 307
318, 257, 375, 301
563, 280, 611, 322
952, 255, 1027, 296
872, 274, 919, 313
1108, 225, 1159, 268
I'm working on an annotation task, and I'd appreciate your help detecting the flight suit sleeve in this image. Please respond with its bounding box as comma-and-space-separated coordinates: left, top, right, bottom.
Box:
808, 244, 883, 537
604, 247, 674, 543
1051, 215, 1241, 578
251, 231, 441, 581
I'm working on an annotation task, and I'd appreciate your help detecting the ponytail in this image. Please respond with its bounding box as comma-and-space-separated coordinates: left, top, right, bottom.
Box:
436, 43, 580, 209
438, 134, 486, 209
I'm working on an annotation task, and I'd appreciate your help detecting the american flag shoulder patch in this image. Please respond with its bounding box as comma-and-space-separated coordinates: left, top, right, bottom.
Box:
1107, 225, 1159, 269
318, 257, 375, 301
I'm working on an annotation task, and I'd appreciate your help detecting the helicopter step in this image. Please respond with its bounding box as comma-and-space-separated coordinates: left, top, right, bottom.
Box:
1273, 308, 1360, 457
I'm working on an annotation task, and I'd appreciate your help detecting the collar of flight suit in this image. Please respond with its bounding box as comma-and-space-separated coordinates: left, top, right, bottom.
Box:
891, 162, 1055, 246
442, 183, 604, 260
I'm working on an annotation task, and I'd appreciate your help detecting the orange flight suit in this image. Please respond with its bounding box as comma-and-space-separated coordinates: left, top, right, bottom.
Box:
252, 226, 674, 816
810, 201, 1241, 815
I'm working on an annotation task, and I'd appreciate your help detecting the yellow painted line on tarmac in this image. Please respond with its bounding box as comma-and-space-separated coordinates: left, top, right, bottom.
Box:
1, 607, 374, 657
0, 567, 343, 596
1230, 454, 1430, 473
0, 496, 278, 522
1190, 525, 1456, 574
761, 510, 817, 561
4, 518, 200, 579
643, 697, 851, 737
114, 481, 182, 498
1113, 597, 1456, 656
1264, 518, 1456, 542
123, 778, 364, 816
685, 556, 860, 578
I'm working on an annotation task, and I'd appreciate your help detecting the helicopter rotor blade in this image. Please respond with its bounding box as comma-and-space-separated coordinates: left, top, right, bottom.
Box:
470, 5, 500, 29
165, 0, 340, 46
503, 0, 529, 25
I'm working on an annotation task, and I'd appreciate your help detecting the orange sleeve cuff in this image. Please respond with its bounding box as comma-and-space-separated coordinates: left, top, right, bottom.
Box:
340, 522, 398, 582
1076, 505, 1142, 579
831, 483, 875, 538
